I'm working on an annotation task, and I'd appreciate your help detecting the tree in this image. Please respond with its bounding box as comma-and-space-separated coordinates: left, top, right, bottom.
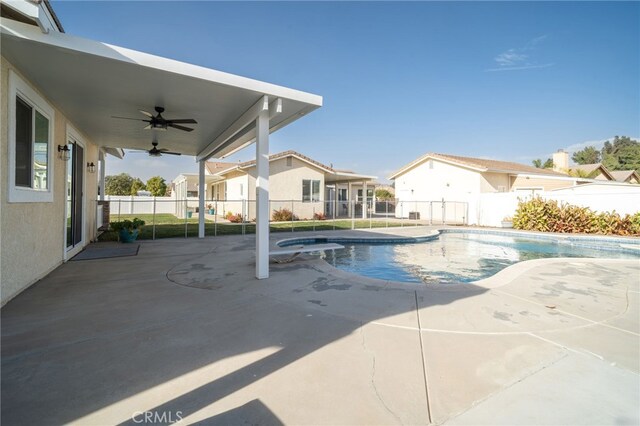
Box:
567, 168, 596, 179
146, 176, 167, 196
375, 188, 394, 201
104, 173, 135, 195
572, 146, 601, 165
602, 136, 640, 172
532, 158, 553, 169
130, 178, 146, 195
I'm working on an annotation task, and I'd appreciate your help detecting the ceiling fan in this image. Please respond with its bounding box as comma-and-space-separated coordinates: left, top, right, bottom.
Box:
130, 141, 181, 157
112, 106, 197, 132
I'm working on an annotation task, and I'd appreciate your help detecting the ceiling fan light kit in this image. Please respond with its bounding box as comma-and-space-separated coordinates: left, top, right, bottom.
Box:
112, 106, 198, 132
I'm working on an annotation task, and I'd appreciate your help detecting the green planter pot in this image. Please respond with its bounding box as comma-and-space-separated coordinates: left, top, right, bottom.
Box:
187, 211, 193, 219
208, 209, 215, 215
119, 228, 139, 243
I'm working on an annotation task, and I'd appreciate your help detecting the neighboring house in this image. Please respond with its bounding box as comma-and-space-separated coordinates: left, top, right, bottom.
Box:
174, 150, 377, 220
609, 170, 640, 184
565, 161, 639, 184
390, 151, 579, 205
569, 163, 615, 180
1, 1, 321, 300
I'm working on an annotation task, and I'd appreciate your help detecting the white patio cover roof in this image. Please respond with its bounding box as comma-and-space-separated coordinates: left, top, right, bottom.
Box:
0, 18, 322, 159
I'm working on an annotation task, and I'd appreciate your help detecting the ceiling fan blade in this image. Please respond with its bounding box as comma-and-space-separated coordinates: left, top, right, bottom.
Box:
162, 151, 182, 156
143, 124, 153, 130
112, 116, 146, 121
167, 123, 194, 132
139, 110, 154, 117
128, 151, 150, 154
167, 119, 197, 124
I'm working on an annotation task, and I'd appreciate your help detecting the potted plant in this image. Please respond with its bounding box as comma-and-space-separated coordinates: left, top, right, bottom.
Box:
501, 216, 513, 228
187, 209, 193, 219
110, 218, 145, 242
207, 203, 215, 215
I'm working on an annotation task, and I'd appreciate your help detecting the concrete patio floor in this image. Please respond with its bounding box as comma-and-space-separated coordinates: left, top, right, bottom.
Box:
2, 226, 639, 425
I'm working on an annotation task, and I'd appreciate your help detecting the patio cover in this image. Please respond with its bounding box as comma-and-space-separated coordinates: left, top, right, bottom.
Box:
0, 18, 322, 159
1, 17, 322, 280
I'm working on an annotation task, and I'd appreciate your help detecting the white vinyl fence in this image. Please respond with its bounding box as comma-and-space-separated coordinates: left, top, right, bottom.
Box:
469, 186, 640, 227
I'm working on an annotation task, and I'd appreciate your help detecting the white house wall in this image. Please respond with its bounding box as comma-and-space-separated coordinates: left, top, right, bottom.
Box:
1, 56, 99, 305
394, 158, 481, 218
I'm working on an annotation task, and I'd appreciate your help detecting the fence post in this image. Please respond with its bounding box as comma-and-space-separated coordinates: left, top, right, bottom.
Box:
152, 196, 156, 240
118, 199, 121, 221
291, 200, 294, 233
184, 198, 188, 238
242, 199, 246, 236
415, 200, 418, 226
369, 200, 372, 229
442, 199, 446, 225
333, 199, 336, 231
313, 206, 316, 232
214, 200, 218, 236
400, 201, 404, 227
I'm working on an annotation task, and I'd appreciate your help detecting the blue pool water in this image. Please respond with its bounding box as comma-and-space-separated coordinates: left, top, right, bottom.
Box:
318, 232, 640, 284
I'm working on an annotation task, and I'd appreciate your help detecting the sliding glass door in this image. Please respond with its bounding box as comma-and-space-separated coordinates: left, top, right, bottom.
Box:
66, 140, 83, 249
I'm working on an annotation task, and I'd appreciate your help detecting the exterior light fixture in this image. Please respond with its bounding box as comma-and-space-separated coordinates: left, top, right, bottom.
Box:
57, 145, 70, 161
87, 162, 96, 173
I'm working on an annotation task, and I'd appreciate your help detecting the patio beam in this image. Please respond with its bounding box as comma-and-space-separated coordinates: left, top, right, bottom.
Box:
255, 100, 270, 279
196, 96, 282, 162
198, 160, 205, 238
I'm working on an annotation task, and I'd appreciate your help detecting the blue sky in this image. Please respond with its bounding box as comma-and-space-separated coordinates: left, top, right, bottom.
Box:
53, 1, 640, 183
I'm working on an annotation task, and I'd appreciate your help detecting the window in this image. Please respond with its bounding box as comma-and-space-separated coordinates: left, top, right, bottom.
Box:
338, 188, 347, 201
9, 71, 54, 203
302, 179, 320, 202
286, 156, 292, 167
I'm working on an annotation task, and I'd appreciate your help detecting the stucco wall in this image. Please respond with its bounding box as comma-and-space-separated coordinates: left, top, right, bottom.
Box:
1, 56, 99, 306
246, 156, 325, 220
480, 172, 510, 192
393, 159, 481, 218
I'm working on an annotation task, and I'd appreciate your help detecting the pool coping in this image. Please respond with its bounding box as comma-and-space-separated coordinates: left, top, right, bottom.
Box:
273, 227, 640, 289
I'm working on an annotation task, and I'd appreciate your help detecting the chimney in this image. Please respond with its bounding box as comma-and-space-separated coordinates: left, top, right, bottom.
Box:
552, 149, 569, 173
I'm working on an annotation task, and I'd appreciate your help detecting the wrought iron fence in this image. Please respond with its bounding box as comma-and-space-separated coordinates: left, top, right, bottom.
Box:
100, 196, 468, 240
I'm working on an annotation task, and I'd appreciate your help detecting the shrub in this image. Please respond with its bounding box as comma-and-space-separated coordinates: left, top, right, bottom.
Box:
313, 212, 327, 221
227, 213, 244, 223
272, 208, 298, 222
513, 197, 639, 236
110, 217, 145, 232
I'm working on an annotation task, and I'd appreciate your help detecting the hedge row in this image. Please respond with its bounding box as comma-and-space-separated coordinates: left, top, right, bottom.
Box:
512, 197, 640, 236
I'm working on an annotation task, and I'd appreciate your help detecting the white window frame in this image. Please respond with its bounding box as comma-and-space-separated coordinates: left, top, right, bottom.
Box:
8, 70, 55, 203
302, 179, 320, 203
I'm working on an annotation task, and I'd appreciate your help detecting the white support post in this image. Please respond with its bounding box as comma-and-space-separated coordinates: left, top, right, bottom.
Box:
198, 160, 206, 238
255, 102, 270, 279
99, 150, 106, 201
347, 182, 352, 217
362, 181, 368, 219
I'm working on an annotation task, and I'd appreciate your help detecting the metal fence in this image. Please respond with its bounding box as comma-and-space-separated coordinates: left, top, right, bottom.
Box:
101, 196, 468, 239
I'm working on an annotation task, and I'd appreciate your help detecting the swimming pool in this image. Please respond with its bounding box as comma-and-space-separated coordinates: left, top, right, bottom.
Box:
286, 231, 640, 284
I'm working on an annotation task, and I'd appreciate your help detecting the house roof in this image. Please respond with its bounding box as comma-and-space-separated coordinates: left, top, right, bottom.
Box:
571, 163, 615, 180
205, 161, 236, 175
389, 152, 567, 180
210, 150, 377, 182
610, 170, 640, 182
237, 150, 335, 173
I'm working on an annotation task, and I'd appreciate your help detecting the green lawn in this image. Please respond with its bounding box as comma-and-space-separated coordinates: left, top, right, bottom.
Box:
99, 214, 393, 241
